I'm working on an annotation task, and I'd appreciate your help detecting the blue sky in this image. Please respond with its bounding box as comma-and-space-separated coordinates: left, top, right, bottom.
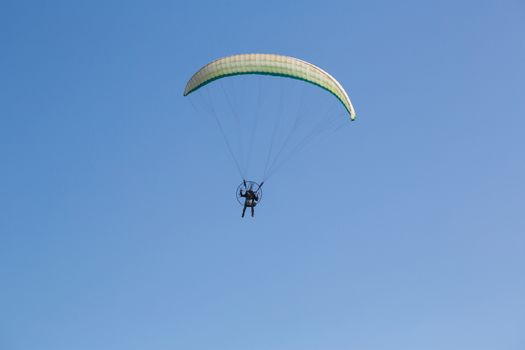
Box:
1, 0, 524, 349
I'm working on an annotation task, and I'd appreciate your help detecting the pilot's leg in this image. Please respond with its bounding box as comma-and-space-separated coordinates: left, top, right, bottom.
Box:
251, 207, 255, 217
242, 206, 247, 218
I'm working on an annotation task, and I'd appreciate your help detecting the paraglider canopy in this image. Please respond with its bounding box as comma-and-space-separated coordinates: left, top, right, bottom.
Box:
184, 53, 356, 120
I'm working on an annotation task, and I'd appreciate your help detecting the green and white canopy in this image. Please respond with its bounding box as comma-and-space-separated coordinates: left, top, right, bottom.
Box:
184, 53, 356, 120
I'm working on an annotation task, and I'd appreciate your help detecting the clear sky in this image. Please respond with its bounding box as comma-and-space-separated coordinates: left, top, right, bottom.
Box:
1, 0, 524, 349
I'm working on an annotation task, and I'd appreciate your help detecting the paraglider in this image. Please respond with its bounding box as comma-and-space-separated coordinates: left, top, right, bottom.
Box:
239, 180, 261, 217
184, 54, 356, 216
